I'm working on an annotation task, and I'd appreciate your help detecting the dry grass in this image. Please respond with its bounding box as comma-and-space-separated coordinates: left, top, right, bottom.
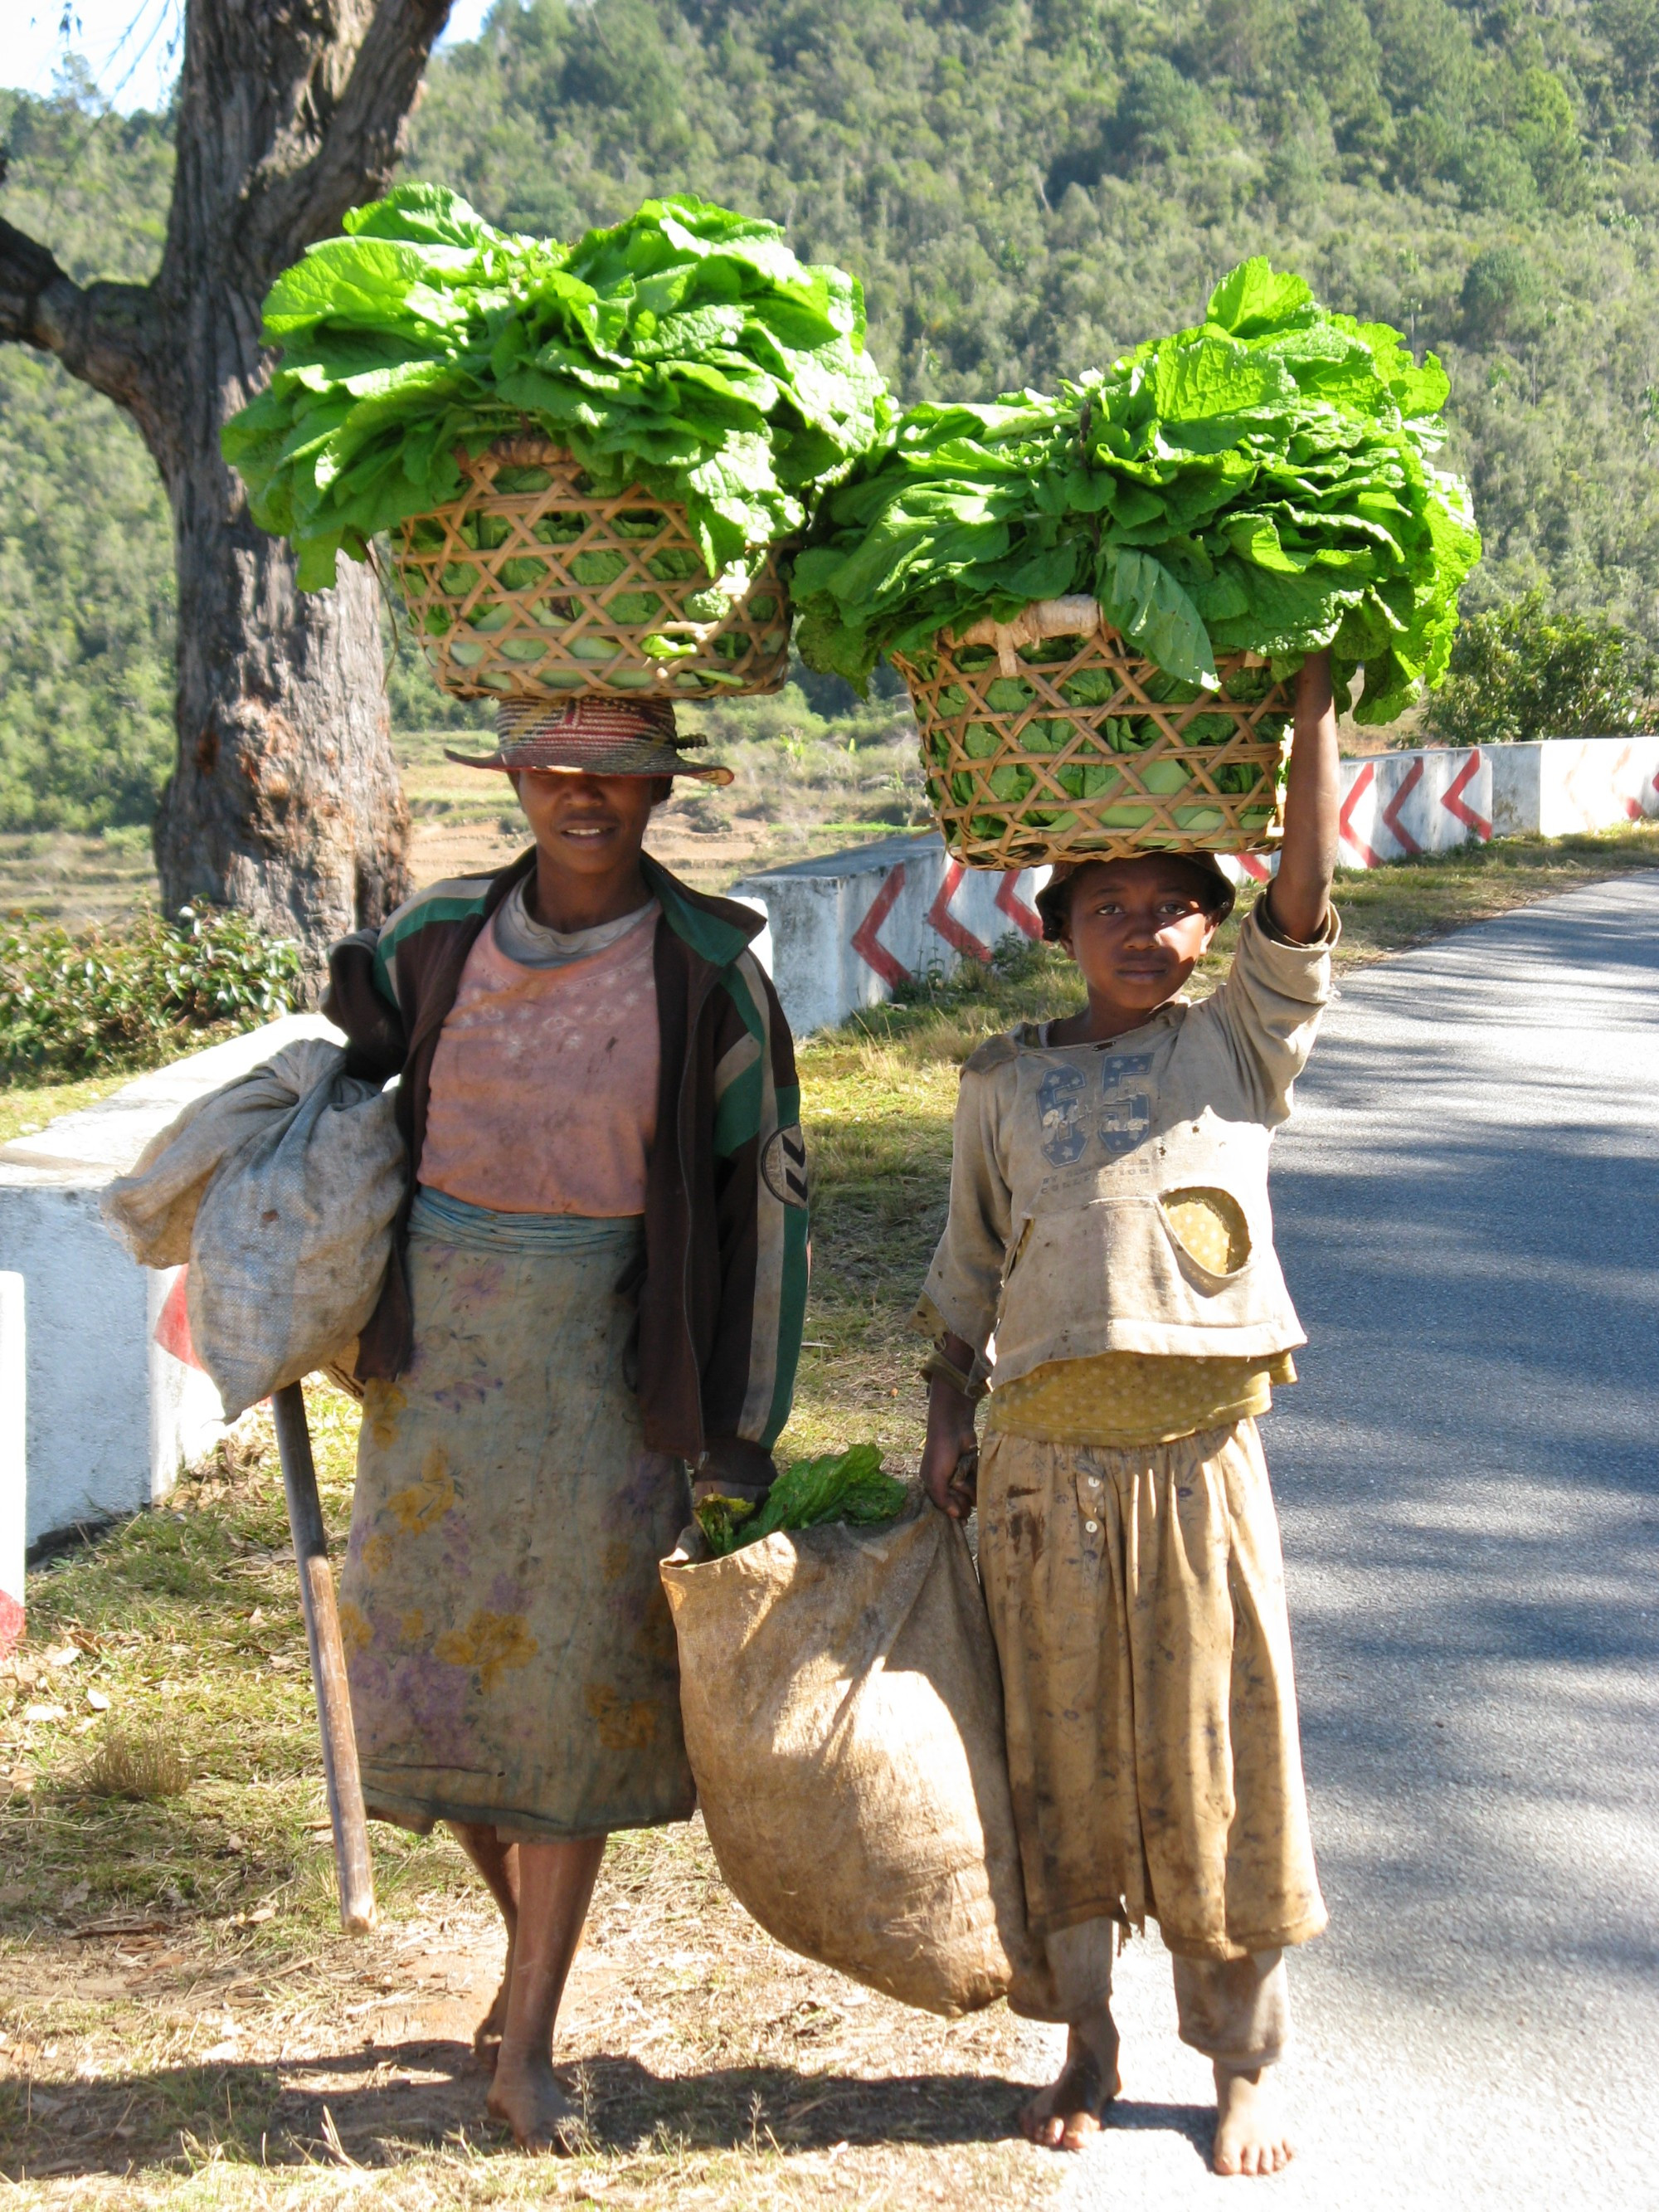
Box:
77, 1726, 192, 1805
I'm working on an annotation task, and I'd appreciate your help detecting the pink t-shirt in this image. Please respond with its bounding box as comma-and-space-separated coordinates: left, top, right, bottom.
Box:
419, 905, 659, 1216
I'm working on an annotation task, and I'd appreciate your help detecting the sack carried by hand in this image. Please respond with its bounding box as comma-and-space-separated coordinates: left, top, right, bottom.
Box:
661, 1494, 1057, 2020
102, 1038, 406, 1418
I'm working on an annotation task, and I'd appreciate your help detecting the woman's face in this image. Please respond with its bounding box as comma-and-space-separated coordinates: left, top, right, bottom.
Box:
509, 770, 669, 878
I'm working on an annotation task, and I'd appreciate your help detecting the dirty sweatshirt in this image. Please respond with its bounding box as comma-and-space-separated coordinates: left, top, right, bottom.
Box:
913, 904, 1339, 1384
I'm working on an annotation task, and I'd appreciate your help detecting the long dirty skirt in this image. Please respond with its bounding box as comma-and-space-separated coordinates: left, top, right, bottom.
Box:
337, 1190, 695, 1841
977, 1419, 1326, 1963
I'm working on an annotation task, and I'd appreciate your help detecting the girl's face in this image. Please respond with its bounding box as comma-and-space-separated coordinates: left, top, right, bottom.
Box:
509, 769, 670, 879
1061, 856, 1221, 1016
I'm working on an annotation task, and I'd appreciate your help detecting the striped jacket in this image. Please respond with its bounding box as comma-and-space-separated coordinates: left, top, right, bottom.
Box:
323, 848, 808, 1481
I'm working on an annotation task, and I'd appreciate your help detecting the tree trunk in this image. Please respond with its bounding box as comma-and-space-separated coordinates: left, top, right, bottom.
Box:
0, 0, 455, 978
153, 297, 409, 957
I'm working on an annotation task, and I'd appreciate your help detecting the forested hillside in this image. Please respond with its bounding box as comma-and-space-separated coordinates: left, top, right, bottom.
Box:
4, 0, 1659, 830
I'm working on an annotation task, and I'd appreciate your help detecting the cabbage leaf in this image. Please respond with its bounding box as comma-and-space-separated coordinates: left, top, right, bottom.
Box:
222, 184, 890, 593
794, 258, 1480, 724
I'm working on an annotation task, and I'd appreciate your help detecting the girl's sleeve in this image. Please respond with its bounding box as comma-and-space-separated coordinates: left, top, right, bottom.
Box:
912, 1040, 1015, 1359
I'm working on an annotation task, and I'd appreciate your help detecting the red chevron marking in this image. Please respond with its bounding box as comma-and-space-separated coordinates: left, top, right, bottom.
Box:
851, 864, 910, 987
1442, 748, 1492, 840
995, 870, 1044, 938
1235, 853, 1272, 881
1339, 760, 1382, 868
928, 860, 992, 962
1379, 755, 1424, 856
153, 1268, 202, 1370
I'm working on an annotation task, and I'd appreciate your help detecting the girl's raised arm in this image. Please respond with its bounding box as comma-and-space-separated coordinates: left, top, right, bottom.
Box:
1266, 651, 1340, 946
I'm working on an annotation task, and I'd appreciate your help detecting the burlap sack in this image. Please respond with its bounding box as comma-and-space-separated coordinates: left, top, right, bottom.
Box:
660, 1495, 1057, 2020
102, 1038, 348, 1269
102, 1040, 405, 1419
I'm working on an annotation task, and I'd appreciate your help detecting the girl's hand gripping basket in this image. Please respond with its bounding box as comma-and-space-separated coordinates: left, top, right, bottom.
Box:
893, 597, 1294, 871
391, 436, 792, 704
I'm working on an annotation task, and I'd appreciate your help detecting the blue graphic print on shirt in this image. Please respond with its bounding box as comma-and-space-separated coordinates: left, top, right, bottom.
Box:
1039, 1064, 1088, 1165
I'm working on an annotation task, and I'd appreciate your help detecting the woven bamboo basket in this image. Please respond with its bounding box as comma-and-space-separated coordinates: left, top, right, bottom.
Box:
893, 597, 1295, 870
390, 436, 792, 700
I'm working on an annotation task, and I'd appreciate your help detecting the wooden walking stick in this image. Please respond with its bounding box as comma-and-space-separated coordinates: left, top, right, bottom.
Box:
270, 1381, 377, 1933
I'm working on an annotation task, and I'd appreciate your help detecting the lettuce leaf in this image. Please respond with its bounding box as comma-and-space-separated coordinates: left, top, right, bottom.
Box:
222, 185, 891, 592
795, 256, 1480, 724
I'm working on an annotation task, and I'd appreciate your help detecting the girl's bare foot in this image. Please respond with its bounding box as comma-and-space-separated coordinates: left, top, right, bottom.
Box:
1019, 2025, 1121, 2152
486, 2053, 583, 2153
1212, 2063, 1294, 2175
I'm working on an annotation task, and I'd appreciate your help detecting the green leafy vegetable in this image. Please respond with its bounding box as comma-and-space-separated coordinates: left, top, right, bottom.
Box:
221, 183, 890, 595
794, 257, 1480, 726
695, 1445, 908, 1557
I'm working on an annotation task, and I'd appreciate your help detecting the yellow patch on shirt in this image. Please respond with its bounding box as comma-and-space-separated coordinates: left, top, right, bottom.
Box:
1161, 1187, 1251, 1274
399, 1609, 426, 1645
433, 1610, 539, 1693
388, 1449, 456, 1536
362, 1380, 407, 1448
361, 1532, 396, 1577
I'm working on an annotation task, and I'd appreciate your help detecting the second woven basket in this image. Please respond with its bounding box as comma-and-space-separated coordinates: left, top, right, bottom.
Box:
391, 436, 793, 701
893, 598, 1294, 870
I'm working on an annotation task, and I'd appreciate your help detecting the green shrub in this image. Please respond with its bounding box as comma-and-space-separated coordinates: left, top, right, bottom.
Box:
1423, 592, 1659, 748
1460, 245, 1543, 336
0, 906, 301, 1079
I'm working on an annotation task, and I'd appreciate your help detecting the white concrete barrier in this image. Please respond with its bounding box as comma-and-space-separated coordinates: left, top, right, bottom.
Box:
732, 832, 1050, 1038
0, 1013, 338, 1545
0, 1273, 22, 1654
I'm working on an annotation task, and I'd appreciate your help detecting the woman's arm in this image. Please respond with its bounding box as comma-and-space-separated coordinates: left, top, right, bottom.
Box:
1264, 650, 1340, 947
323, 926, 408, 1082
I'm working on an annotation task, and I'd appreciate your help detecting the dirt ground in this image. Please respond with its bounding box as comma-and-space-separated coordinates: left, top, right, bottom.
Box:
0, 1376, 1065, 2209
0, 1818, 1060, 2208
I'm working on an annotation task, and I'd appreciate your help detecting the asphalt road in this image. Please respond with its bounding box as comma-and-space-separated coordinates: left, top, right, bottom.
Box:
1058, 872, 1659, 2212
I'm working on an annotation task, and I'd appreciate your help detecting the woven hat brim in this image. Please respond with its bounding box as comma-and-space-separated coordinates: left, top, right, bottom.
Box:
445, 739, 732, 787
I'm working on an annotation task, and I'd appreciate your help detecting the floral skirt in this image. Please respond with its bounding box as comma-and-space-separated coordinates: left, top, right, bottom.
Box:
337, 1189, 695, 1841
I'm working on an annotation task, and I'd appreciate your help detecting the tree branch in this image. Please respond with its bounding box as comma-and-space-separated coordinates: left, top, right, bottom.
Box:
246, 0, 456, 274
0, 215, 159, 421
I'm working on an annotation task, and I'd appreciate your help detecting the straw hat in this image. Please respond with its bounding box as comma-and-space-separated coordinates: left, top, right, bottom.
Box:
446, 697, 734, 785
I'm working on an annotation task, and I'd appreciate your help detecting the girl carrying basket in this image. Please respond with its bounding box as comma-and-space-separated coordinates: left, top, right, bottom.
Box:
917, 655, 1340, 2175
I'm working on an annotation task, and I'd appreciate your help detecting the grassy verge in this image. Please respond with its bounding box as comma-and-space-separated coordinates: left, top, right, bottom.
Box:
4, 822, 1657, 2201
0, 1074, 133, 1149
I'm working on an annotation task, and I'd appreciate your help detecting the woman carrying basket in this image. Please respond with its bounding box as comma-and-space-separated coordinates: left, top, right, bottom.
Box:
322, 697, 809, 2151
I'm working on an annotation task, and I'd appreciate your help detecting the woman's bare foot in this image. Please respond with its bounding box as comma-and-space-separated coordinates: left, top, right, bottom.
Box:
1212, 2063, 1294, 2175
486, 2053, 583, 2153
1019, 2025, 1121, 2151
